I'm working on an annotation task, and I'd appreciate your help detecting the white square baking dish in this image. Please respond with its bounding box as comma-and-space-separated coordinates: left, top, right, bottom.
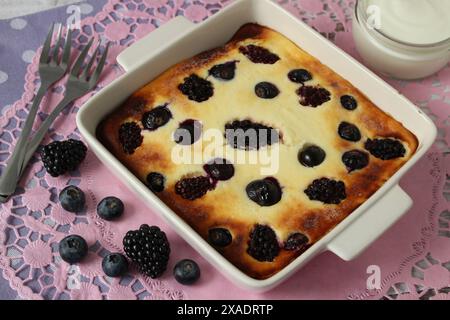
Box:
76, 0, 437, 291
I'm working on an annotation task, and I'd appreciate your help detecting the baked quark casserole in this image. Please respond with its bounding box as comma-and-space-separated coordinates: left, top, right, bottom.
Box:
97, 23, 418, 280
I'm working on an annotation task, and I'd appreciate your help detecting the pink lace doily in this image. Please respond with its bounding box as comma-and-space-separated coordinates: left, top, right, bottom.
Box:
0, 0, 449, 300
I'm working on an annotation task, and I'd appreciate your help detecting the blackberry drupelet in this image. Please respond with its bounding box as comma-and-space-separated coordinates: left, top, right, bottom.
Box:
239, 45, 280, 64
123, 224, 170, 278
175, 176, 213, 200
178, 74, 214, 102
118, 122, 143, 154
40, 139, 87, 177
304, 178, 346, 204
365, 138, 406, 160
247, 224, 280, 262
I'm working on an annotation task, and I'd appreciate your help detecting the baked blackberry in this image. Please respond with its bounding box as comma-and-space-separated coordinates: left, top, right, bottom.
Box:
40, 139, 87, 177
175, 176, 213, 200
338, 122, 361, 142
178, 74, 214, 102
224, 119, 279, 150
297, 85, 331, 107
239, 45, 280, 64
208, 61, 238, 80
365, 138, 406, 160
247, 224, 280, 262
342, 150, 369, 172
123, 224, 170, 278
284, 233, 309, 251
118, 122, 143, 154
304, 178, 346, 204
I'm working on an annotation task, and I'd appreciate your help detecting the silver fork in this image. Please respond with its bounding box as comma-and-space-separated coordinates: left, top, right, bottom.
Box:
0, 24, 72, 201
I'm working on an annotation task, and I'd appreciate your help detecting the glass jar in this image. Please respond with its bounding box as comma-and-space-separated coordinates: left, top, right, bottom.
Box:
352, 0, 450, 80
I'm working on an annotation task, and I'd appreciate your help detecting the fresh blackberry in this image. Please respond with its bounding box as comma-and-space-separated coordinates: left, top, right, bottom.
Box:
141, 105, 172, 131
40, 139, 87, 177
288, 69, 312, 83
342, 150, 369, 172
297, 85, 331, 107
123, 224, 170, 278
208, 61, 238, 80
175, 176, 213, 200
340, 95, 358, 110
284, 233, 309, 251
224, 119, 279, 150
118, 122, 143, 154
304, 178, 346, 204
239, 45, 280, 64
178, 74, 214, 102
255, 82, 280, 99
247, 224, 280, 262
365, 138, 406, 160
338, 122, 361, 142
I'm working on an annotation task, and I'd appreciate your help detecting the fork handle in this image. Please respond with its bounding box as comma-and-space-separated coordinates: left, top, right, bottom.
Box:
0, 85, 49, 202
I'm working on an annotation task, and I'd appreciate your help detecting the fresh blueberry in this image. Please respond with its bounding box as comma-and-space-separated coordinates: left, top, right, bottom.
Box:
59, 185, 85, 213
338, 122, 361, 142
246, 177, 282, 207
208, 228, 232, 247
59, 235, 88, 264
173, 259, 201, 285
288, 69, 312, 83
97, 196, 124, 221
146, 172, 165, 192
141, 105, 172, 131
340, 95, 358, 110
102, 253, 129, 277
298, 145, 326, 167
203, 158, 235, 181
255, 82, 280, 99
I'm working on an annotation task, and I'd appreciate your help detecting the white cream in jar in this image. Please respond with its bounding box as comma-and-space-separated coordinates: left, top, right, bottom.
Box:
352, 0, 450, 79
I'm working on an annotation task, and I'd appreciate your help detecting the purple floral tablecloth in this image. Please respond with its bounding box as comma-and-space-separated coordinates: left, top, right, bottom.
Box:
0, 0, 449, 300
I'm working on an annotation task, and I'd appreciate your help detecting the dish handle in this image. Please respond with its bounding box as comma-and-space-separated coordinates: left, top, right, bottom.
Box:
327, 184, 412, 261
116, 16, 195, 72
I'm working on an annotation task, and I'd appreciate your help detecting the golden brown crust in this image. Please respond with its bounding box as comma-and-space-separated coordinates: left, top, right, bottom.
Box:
97, 23, 418, 279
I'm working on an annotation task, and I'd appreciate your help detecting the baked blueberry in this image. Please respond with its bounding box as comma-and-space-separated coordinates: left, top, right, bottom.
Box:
338, 122, 361, 142
239, 45, 280, 64
255, 82, 280, 99
365, 138, 406, 160
284, 233, 309, 251
118, 122, 143, 154
297, 85, 331, 107
298, 145, 326, 167
175, 176, 213, 200
141, 105, 172, 131
173, 259, 201, 285
102, 253, 128, 277
340, 95, 358, 110
304, 178, 346, 204
208, 228, 232, 247
204, 158, 235, 181
97, 196, 124, 221
247, 224, 279, 262
224, 119, 279, 150
342, 150, 369, 172
288, 69, 312, 83
59, 235, 88, 264
208, 61, 238, 80
146, 172, 165, 192
59, 185, 85, 213
246, 177, 282, 207
178, 74, 214, 102
173, 120, 202, 145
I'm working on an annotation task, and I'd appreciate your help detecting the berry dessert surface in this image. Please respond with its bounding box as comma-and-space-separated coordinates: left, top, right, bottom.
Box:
97, 23, 418, 279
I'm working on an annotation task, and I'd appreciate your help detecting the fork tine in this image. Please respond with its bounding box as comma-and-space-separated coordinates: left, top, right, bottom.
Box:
70, 38, 94, 76
51, 24, 63, 63
89, 42, 109, 87
80, 42, 100, 80
39, 23, 55, 64
60, 27, 72, 68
